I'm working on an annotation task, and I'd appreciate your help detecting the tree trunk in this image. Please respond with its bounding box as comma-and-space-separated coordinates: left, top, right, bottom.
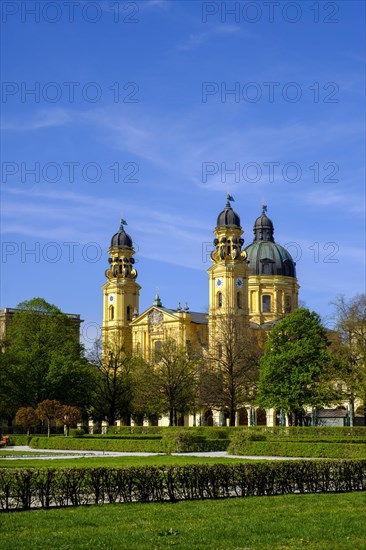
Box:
229, 408, 236, 427
47, 420, 51, 438
169, 407, 174, 426
298, 411, 303, 427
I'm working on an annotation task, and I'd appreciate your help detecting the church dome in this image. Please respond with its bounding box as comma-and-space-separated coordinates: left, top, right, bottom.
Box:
244, 207, 296, 277
216, 196, 241, 227
111, 220, 133, 249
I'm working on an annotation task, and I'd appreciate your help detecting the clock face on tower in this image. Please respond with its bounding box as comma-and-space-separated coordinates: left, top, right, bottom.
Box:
216, 277, 224, 288
109, 295, 115, 303
235, 278, 243, 289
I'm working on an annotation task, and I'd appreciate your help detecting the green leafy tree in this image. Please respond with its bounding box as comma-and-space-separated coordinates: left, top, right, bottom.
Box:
36, 399, 63, 437
257, 308, 335, 425
15, 407, 38, 436
1, 298, 93, 415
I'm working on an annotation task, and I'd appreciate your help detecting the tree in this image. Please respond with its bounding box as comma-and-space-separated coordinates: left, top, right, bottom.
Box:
139, 338, 200, 426
201, 315, 262, 426
257, 308, 335, 425
330, 294, 366, 424
1, 298, 93, 415
36, 400, 63, 437
15, 407, 38, 436
61, 405, 82, 436
88, 336, 135, 426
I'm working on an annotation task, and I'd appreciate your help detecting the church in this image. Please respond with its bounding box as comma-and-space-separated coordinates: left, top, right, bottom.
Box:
101, 196, 299, 426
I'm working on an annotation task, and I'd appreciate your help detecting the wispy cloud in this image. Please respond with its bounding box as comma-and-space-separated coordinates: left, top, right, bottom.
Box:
1, 109, 72, 132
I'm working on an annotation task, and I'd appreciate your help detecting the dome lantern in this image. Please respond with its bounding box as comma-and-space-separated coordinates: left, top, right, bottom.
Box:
253, 205, 274, 242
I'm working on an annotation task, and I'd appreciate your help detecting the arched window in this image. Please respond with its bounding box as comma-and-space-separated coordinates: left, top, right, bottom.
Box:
262, 295, 271, 312
285, 295, 291, 313
127, 305, 131, 321
237, 292, 241, 309
217, 343, 222, 359
154, 340, 162, 360
217, 292, 222, 308
109, 305, 114, 321
262, 263, 271, 275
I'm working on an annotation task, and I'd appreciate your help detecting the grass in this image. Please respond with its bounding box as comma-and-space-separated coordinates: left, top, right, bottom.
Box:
0, 453, 253, 469
1, 492, 365, 549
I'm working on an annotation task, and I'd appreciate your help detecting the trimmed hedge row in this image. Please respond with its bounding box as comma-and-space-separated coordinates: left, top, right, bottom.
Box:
107, 426, 231, 439
1, 460, 365, 511
106, 426, 366, 440
30, 436, 163, 453
228, 439, 366, 459
29, 435, 229, 453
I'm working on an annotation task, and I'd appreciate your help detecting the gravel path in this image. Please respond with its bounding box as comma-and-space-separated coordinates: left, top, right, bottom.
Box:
0, 446, 308, 460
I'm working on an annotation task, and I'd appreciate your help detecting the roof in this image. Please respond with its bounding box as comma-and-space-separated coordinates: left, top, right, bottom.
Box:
245, 240, 296, 277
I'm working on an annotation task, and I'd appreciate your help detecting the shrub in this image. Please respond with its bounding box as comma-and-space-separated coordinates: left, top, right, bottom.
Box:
69, 428, 85, 437
162, 431, 207, 453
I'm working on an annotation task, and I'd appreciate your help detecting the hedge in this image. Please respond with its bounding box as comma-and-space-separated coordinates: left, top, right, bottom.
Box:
29, 436, 229, 453
228, 439, 366, 459
30, 437, 163, 453
107, 426, 231, 439
106, 426, 366, 440
1, 460, 365, 511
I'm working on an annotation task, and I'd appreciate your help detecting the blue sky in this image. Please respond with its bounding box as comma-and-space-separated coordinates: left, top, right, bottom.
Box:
1, 0, 365, 344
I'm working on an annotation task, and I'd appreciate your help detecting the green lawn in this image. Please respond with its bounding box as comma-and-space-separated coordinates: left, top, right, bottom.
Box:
0, 453, 252, 469
1, 492, 365, 549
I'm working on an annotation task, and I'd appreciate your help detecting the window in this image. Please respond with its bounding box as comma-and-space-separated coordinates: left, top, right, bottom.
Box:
262, 295, 271, 312
217, 292, 222, 308
237, 292, 241, 309
285, 296, 291, 313
262, 263, 271, 275
109, 305, 114, 321
217, 343, 222, 359
154, 340, 162, 360
127, 305, 131, 321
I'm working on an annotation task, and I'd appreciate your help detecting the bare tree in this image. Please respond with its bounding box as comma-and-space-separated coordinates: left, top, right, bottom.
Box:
88, 335, 135, 426
141, 338, 200, 426
201, 315, 262, 426
331, 294, 366, 425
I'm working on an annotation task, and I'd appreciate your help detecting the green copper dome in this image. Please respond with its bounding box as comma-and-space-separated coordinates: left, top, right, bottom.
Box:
244, 207, 296, 277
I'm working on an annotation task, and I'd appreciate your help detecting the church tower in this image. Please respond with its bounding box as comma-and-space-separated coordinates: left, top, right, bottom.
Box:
102, 219, 141, 353
208, 196, 249, 351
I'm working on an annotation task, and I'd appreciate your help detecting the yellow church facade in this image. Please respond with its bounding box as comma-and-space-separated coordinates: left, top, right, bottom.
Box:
102, 197, 299, 426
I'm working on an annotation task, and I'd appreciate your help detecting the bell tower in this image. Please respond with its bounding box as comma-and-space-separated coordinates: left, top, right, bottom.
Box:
208, 196, 249, 350
102, 219, 140, 353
